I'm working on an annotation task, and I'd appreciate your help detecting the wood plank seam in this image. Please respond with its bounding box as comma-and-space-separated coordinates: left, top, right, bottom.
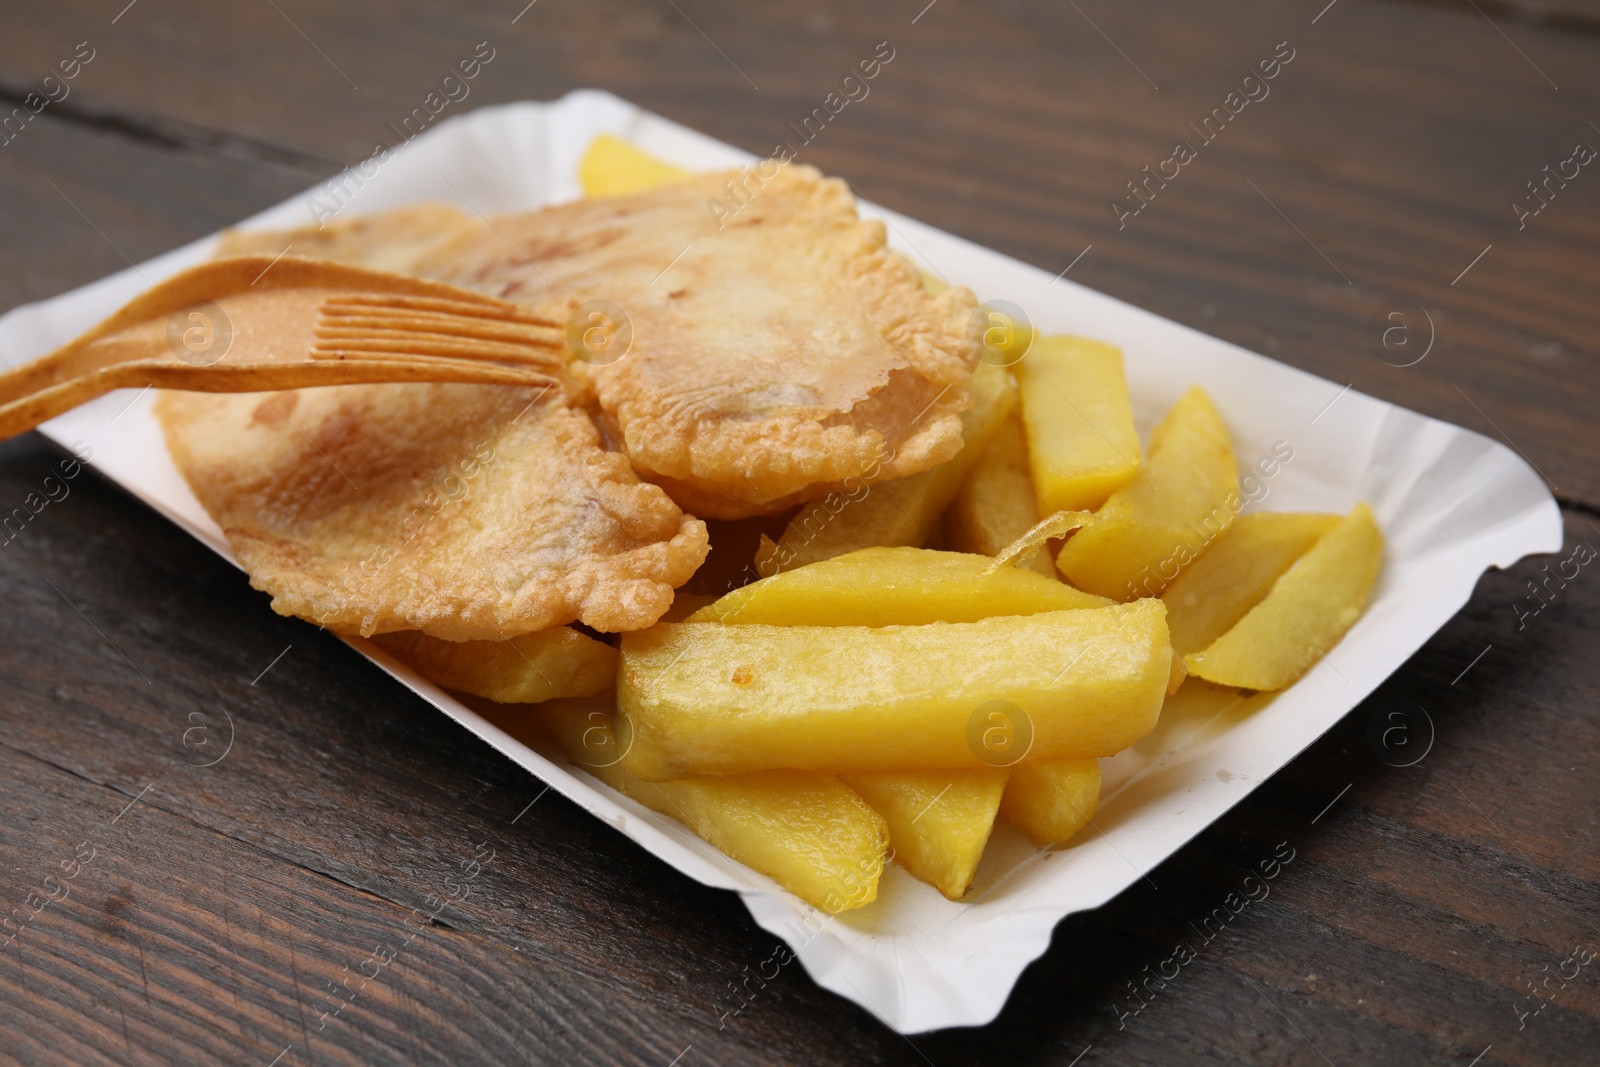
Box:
0, 733, 478, 933
0, 78, 335, 176
1369, 0, 1600, 37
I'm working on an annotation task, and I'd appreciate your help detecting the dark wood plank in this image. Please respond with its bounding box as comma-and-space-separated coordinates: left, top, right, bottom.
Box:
0, 431, 921, 1067
0, 104, 323, 310
1, 0, 1597, 505
0, 1, 1597, 1064
1, 427, 1595, 1065
1397, 0, 1600, 28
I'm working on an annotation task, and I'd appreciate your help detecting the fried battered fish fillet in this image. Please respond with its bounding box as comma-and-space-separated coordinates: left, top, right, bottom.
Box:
156, 382, 708, 639
220, 165, 985, 519
221, 203, 480, 277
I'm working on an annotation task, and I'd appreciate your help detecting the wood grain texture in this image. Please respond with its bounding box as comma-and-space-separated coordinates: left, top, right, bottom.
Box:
0, 2, 1596, 1064
1, 0, 1596, 506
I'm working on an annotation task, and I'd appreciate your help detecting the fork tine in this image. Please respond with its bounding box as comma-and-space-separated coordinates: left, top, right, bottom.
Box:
295, 351, 560, 385
315, 313, 561, 347
0, 254, 575, 444
312, 291, 567, 370
318, 301, 561, 330
322, 293, 562, 328
311, 337, 563, 364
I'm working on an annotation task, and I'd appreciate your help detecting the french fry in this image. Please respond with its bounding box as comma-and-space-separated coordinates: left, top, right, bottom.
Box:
578, 133, 689, 197
1056, 387, 1240, 600
372, 627, 617, 704
618, 599, 1171, 780
693, 544, 1099, 898
689, 546, 1107, 626
1016, 336, 1141, 515
1160, 512, 1340, 656
843, 768, 1008, 899
945, 412, 1054, 575
754, 361, 1017, 573
537, 696, 887, 913
1000, 758, 1100, 846
1184, 503, 1383, 691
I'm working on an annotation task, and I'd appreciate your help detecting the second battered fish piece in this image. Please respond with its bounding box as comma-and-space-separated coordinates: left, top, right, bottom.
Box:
216, 203, 481, 275
156, 383, 708, 640
421, 165, 984, 518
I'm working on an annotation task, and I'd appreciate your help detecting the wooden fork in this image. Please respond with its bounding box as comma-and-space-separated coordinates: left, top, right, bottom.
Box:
0, 255, 566, 442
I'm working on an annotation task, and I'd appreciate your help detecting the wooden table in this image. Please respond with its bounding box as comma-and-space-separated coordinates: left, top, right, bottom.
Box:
2, 2, 1596, 1064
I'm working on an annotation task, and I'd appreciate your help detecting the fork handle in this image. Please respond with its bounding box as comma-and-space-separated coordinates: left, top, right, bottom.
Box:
0, 359, 556, 443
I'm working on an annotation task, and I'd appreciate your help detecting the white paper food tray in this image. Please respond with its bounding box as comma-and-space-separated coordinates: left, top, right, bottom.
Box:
0, 90, 1560, 1033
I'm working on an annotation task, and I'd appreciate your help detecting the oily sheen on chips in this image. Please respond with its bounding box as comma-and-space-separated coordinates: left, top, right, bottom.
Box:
153, 133, 1384, 914
615, 599, 1172, 781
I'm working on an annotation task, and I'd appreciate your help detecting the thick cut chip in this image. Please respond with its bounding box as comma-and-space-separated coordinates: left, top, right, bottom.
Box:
1056, 387, 1240, 601
372, 627, 617, 703
1016, 336, 1141, 515
536, 696, 887, 912
1160, 512, 1341, 656
1184, 503, 1383, 691
754, 362, 1015, 572
945, 411, 1053, 575
843, 769, 1008, 899
427, 163, 984, 518
579, 134, 689, 197
1000, 758, 1100, 846
156, 384, 708, 639
617, 600, 1171, 780
691, 546, 1107, 626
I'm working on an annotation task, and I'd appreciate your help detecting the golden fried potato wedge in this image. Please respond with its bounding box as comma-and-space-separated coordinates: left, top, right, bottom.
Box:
1056, 387, 1240, 600
945, 412, 1054, 575
1160, 512, 1340, 656
578, 133, 689, 197
1016, 336, 1141, 515
689, 546, 1107, 626
618, 599, 1171, 780
843, 768, 1008, 899
1000, 757, 1100, 846
755, 362, 1016, 572
1184, 503, 1382, 691
373, 627, 617, 704
538, 696, 887, 912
